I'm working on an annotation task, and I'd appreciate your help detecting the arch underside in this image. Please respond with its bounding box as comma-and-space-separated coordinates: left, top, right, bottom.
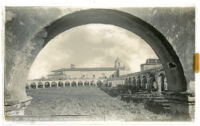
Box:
33, 9, 187, 92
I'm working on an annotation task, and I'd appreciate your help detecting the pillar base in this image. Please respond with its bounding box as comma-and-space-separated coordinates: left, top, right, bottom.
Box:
5, 96, 32, 116
163, 91, 195, 121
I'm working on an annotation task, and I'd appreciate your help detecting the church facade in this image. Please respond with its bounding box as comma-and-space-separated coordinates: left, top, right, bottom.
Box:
48, 58, 126, 80
27, 58, 128, 88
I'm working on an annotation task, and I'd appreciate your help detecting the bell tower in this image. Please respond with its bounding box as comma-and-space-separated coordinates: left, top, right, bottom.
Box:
114, 58, 120, 77
114, 57, 121, 69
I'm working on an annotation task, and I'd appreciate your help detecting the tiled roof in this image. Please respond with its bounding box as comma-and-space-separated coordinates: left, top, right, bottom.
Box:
52, 67, 125, 72
120, 66, 163, 77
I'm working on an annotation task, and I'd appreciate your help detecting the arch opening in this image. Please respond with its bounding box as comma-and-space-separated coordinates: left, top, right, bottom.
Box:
30, 82, 36, 89
97, 80, 103, 87
58, 81, 64, 88
78, 81, 83, 87
90, 81, 94, 86
38, 82, 43, 88
84, 81, 89, 87
45, 82, 50, 88
71, 81, 77, 87
29, 9, 186, 92
65, 81, 70, 87
51, 82, 57, 88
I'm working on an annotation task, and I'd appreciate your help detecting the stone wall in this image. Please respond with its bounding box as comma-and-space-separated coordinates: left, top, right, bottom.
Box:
5, 7, 63, 101
120, 8, 195, 83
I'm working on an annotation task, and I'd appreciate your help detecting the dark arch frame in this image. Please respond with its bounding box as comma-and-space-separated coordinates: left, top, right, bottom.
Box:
34, 9, 187, 92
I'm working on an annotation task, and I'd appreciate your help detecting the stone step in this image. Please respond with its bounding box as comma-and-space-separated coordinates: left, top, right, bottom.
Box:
153, 99, 170, 103
161, 104, 170, 107
163, 107, 171, 110
153, 97, 165, 99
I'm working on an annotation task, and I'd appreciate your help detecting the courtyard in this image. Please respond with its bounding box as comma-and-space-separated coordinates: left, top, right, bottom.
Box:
16, 87, 174, 121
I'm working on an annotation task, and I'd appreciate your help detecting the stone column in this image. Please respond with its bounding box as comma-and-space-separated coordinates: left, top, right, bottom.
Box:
157, 76, 162, 93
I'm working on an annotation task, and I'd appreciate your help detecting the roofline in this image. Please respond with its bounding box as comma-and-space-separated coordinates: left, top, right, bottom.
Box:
120, 66, 164, 77
51, 67, 125, 72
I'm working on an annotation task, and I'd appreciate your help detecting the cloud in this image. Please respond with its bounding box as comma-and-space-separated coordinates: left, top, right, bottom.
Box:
28, 24, 157, 79
80, 57, 106, 68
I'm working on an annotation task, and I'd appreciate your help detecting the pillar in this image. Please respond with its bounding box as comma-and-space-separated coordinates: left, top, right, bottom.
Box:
163, 92, 194, 121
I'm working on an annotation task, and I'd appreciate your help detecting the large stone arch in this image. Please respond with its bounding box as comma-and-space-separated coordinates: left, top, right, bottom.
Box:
36, 9, 186, 92
5, 8, 187, 105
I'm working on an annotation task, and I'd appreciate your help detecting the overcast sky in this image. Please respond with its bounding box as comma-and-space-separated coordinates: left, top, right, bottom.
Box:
28, 24, 158, 79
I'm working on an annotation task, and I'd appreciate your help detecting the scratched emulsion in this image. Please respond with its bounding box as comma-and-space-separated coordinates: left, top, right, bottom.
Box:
4, 7, 195, 121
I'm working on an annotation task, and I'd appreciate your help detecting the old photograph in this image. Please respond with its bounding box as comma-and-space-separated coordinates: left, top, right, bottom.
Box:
4, 7, 195, 121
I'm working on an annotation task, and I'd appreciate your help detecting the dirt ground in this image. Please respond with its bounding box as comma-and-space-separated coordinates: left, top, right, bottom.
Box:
17, 87, 173, 121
